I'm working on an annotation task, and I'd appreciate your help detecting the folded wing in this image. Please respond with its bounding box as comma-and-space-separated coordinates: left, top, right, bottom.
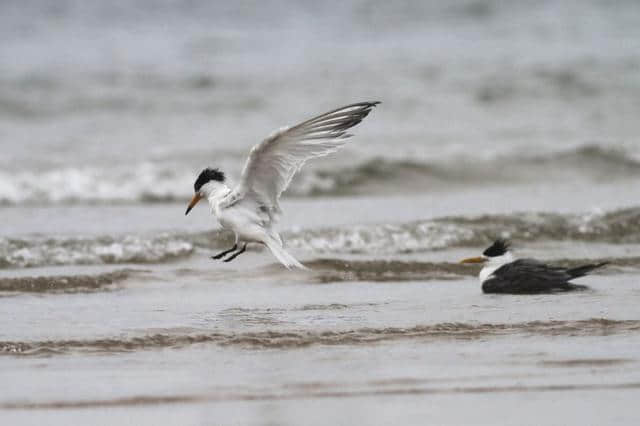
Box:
228, 101, 379, 221
484, 259, 575, 293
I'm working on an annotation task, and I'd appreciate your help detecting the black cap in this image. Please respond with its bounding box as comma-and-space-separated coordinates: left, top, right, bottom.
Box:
194, 168, 225, 192
483, 239, 510, 257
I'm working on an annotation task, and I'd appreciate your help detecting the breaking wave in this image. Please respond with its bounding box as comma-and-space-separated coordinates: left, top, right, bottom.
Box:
2, 207, 640, 268
287, 207, 640, 254
2, 319, 638, 356
294, 144, 640, 196
0, 164, 196, 205
0, 144, 638, 205
0, 232, 202, 268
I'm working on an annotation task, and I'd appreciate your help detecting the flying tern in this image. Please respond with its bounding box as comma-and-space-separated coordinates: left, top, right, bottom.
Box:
185, 101, 380, 269
460, 239, 607, 294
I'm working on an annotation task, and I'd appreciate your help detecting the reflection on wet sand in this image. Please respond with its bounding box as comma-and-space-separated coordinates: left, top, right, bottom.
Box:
0, 269, 140, 293
4, 381, 640, 410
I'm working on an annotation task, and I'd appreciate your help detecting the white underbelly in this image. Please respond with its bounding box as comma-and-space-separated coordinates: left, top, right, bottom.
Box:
216, 205, 268, 243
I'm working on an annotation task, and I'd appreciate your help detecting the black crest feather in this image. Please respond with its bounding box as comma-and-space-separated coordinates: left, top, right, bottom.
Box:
483, 239, 510, 257
194, 168, 225, 192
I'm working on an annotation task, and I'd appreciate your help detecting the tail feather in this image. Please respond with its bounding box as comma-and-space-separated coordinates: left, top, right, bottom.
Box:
264, 237, 308, 270
567, 262, 608, 278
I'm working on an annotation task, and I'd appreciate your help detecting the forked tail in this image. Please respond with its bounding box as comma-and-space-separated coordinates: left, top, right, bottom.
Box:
264, 237, 308, 270
567, 262, 608, 278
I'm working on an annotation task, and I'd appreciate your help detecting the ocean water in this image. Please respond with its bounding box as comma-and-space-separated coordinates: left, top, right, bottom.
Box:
1, 1, 640, 424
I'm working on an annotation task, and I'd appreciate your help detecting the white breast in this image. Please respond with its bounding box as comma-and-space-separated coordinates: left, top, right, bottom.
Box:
478, 252, 514, 283
479, 264, 501, 283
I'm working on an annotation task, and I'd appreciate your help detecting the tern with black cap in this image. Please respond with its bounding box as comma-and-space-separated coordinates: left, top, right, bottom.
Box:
461, 239, 607, 294
185, 101, 380, 269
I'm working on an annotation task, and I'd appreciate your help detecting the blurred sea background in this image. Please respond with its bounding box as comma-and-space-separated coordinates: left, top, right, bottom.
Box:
1, 1, 640, 424
2, 0, 640, 206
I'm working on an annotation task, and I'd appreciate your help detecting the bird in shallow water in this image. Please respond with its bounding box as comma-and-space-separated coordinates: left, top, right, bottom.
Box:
460, 239, 607, 294
185, 101, 380, 269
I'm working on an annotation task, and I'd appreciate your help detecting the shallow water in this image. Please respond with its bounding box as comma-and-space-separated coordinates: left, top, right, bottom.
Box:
2, 0, 640, 424
2, 197, 640, 424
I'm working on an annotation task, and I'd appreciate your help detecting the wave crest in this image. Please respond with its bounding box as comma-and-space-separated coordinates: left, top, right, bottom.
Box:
0, 233, 197, 268
1, 207, 639, 269
288, 207, 640, 254
0, 144, 638, 205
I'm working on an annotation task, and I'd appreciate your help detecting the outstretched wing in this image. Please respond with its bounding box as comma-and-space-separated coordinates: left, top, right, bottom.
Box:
228, 101, 380, 220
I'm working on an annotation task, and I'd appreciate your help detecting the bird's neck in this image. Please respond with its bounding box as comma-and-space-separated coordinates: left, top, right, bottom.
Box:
200, 181, 231, 205
479, 252, 513, 283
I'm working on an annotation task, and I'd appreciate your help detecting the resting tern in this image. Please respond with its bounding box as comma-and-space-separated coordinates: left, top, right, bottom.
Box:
460, 239, 607, 294
185, 101, 380, 269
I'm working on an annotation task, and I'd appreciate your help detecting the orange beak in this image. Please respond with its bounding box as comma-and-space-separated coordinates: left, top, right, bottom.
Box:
460, 256, 487, 264
185, 193, 203, 216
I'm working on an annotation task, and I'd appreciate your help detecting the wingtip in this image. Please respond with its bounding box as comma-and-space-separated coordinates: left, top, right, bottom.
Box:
359, 101, 381, 109
346, 101, 381, 110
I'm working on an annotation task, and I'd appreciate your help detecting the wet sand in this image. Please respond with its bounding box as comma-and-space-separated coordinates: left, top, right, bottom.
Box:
1, 203, 640, 424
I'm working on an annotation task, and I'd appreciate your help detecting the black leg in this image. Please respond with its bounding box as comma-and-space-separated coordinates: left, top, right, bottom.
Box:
211, 244, 237, 260
223, 243, 247, 262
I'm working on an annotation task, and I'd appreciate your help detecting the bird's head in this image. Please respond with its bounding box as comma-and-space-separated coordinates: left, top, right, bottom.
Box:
185, 167, 225, 215
460, 239, 513, 265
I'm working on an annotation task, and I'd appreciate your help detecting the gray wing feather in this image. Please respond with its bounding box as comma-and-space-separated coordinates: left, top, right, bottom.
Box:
228, 102, 380, 221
